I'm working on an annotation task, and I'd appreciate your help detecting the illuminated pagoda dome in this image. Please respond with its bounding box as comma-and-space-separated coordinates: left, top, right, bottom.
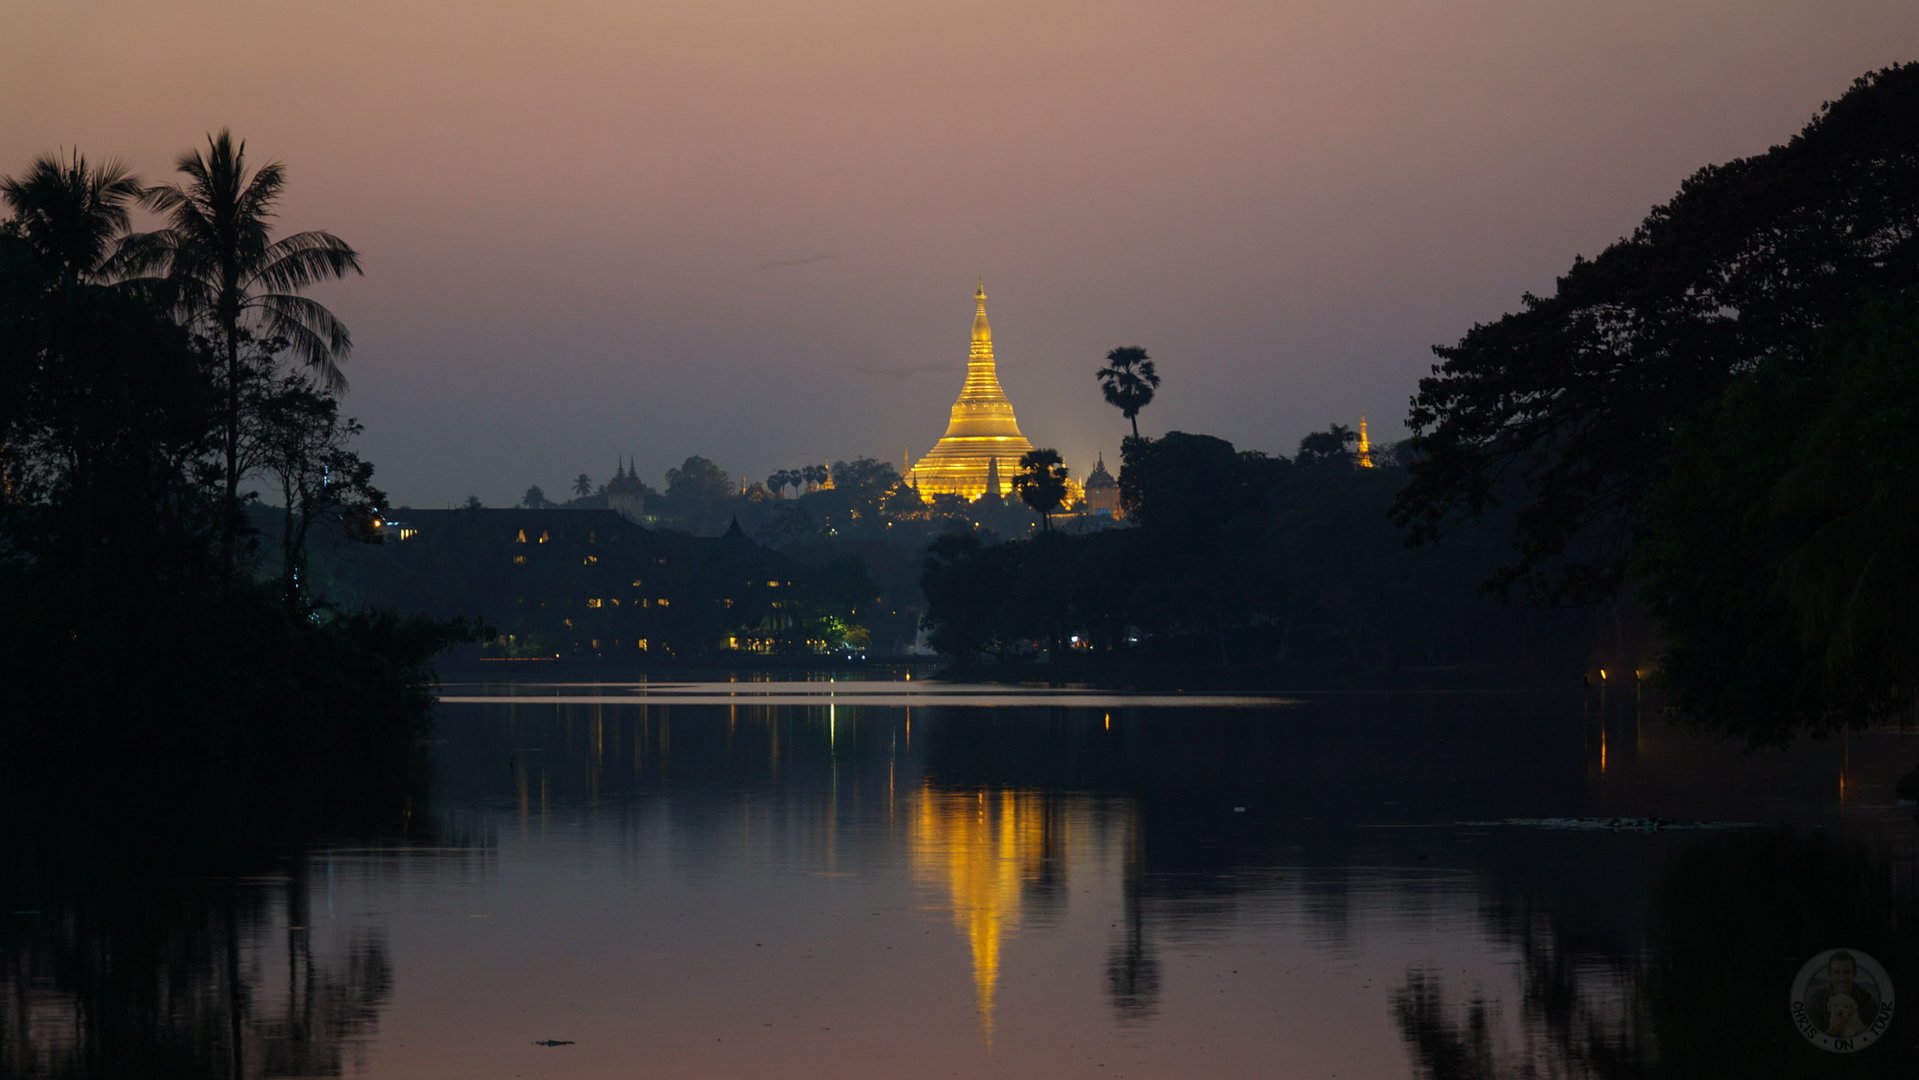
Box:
1356, 416, 1374, 469
907, 279, 1036, 501
1082, 451, 1119, 518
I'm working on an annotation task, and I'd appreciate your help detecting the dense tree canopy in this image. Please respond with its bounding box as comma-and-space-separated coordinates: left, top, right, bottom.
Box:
1395, 64, 1919, 604
1633, 293, 1919, 738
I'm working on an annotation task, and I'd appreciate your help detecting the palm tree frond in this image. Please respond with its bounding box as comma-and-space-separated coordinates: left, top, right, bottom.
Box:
253, 292, 353, 390
252, 231, 362, 292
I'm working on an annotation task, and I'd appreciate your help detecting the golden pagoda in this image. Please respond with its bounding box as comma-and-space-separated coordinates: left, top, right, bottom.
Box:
1356, 415, 1375, 469
907, 279, 1036, 500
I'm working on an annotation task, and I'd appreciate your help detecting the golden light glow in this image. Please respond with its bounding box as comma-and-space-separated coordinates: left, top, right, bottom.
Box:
907, 280, 1038, 501
909, 784, 1050, 1047
1356, 416, 1375, 469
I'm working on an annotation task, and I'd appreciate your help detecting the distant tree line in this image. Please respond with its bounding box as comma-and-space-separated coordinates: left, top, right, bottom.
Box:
919, 428, 1589, 682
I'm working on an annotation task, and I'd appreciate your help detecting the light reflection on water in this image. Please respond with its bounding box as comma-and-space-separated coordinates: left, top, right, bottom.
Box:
5, 682, 1919, 1078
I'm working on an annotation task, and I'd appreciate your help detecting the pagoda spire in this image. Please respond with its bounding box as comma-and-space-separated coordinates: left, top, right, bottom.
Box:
1356, 417, 1374, 469
907, 279, 1037, 501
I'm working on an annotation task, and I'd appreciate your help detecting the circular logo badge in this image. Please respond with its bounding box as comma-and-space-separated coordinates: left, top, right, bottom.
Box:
1790, 948, 1895, 1052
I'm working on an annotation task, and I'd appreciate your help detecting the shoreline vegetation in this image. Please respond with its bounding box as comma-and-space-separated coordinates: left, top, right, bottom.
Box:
4, 64, 1918, 796
0, 131, 471, 784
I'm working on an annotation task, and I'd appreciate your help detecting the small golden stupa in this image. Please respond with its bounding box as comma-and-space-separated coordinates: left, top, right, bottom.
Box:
907, 278, 1036, 500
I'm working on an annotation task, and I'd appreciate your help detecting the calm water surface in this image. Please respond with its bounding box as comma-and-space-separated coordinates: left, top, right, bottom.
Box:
6, 678, 1918, 1078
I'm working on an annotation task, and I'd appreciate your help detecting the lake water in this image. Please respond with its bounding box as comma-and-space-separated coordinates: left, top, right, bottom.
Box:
6, 677, 1918, 1078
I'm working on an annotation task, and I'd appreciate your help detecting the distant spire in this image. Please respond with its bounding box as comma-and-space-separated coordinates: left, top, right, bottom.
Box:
984, 455, 1001, 498
1356, 417, 1374, 469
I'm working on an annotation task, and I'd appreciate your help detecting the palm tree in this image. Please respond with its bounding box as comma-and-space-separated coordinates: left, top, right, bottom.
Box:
1015, 449, 1070, 531
2, 150, 147, 634
129, 130, 362, 576
0, 150, 144, 291
573, 473, 593, 498
1095, 346, 1161, 440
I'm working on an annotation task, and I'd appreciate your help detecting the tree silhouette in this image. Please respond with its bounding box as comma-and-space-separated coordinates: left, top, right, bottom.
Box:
1014, 449, 1070, 531
1096, 346, 1161, 440
1296, 423, 1357, 466
126, 131, 363, 577
0, 150, 143, 291
2, 150, 193, 636
522, 485, 546, 509
573, 473, 592, 498
1395, 65, 1919, 604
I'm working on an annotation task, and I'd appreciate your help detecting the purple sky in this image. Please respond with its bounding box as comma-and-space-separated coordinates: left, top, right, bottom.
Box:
6, 2, 1915, 507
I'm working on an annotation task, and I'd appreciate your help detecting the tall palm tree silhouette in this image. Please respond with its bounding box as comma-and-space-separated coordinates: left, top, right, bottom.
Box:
128, 131, 362, 575
1095, 346, 1161, 440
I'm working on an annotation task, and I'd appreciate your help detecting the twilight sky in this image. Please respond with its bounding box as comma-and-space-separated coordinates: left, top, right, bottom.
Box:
5, 2, 1916, 507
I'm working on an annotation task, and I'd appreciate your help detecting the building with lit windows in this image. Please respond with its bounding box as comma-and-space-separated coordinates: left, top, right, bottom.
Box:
347, 509, 809, 659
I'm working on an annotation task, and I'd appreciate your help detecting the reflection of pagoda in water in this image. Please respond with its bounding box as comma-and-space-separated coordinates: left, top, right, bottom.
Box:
907, 280, 1037, 501
909, 784, 1050, 1045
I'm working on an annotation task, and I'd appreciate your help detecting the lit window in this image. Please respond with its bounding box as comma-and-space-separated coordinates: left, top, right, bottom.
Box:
766, 580, 780, 588
563, 618, 574, 628
587, 598, 604, 609
516, 529, 527, 543
583, 554, 599, 565
722, 598, 734, 609
656, 598, 671, 607
513, 554, 526, 565
630, 579, 645, 588
538, 530, 550, 543
636, 639, 649, 652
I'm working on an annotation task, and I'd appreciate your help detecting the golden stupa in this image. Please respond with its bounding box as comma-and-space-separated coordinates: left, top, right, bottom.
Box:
907, 279, 1036, 500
